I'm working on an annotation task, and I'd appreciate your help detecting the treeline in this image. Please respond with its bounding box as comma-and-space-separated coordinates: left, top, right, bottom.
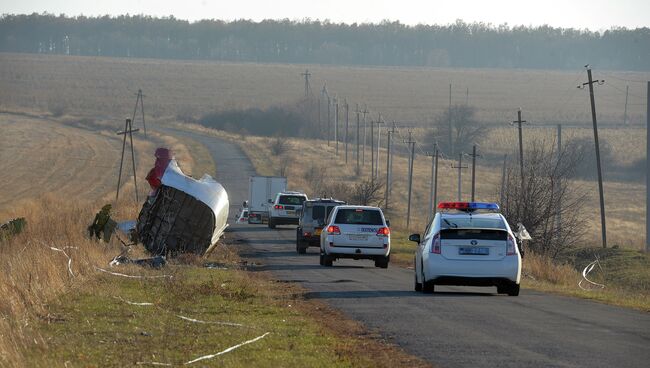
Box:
1, 13, 649, 70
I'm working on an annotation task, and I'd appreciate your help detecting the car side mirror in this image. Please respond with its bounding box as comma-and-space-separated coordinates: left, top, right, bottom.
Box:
385, 219, 390, 227
267, 199, 273, 204
408, 233, 421, 243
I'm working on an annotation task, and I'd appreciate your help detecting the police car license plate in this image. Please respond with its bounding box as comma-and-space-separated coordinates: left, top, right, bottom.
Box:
459, 247, 489, 255
286, 210, 295, 215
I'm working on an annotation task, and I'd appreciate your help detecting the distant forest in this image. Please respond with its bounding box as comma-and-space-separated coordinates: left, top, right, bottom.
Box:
1, 13, 649, 71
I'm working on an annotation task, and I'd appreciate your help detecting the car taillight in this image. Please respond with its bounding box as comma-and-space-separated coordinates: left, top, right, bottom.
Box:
507, 234, 517, 256
303, 232, 311, 237
430, 233, 441, 254
376, 227, 390, 236
327, 225, 341, 235
274, 205, 283, 210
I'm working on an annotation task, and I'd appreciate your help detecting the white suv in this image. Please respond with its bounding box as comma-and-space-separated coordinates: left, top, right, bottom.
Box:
268, 191, 308, 229
320, 205, 390, 268
410, 202, 521, 295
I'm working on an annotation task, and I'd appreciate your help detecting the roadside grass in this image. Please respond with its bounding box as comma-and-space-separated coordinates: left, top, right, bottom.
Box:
25, 244, 431, 368
521, 250, 650, 312
0, 195, 138, 367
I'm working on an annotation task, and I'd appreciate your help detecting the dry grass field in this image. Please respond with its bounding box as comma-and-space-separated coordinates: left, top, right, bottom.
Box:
1, 52, 648, 126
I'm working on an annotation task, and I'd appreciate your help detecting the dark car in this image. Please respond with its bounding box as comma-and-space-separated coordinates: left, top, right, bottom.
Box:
296, 198, 346, 254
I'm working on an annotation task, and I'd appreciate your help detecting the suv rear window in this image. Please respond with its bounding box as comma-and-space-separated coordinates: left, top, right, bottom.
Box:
441, 229, 507, 240
441, 217, 505, 230
335, 209, 383, 225
279, 195, 306, 205
312, 205, 336, 220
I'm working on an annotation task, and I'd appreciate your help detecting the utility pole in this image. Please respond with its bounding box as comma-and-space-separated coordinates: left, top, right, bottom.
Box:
556, 124, 562, 238
370, 119, 375, 180
467, 145, 479, 202
581, 66, 607, 248
384, 124, 394, 209
362, 105, 369, 168
499, 154, 507, 206
345, 99, 349, 164
326, 87, 331, 146
334, 96, 339, 156
512, 109, 526, 197
116, 118, 140, 202
451, 153, 468, 201
646, 81, 649, 252
466, 87, 469, 105
449, 83, 454, 155
385, 123, 397, 210
317, 94, 321, 133
404, 133, 416, 229
131, 89, 147, 138
426, 148, 439, 220
376, 114, 384, 179
623, 85, 629, 124
321, 84, 328, 140
511, 109, 527, 221
301, 69, 312, 97
356, 104, 361, 173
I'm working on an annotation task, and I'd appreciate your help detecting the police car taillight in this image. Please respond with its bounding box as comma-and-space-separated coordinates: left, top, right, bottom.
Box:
430, 233, 441, 254
274, 205, 284, 210
506, 234, 517, 256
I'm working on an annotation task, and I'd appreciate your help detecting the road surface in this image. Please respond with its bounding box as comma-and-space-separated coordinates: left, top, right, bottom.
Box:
165, 127, 650, 368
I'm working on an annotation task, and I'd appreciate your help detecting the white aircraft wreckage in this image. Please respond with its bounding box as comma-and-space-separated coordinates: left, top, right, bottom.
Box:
136, 148, 229, 256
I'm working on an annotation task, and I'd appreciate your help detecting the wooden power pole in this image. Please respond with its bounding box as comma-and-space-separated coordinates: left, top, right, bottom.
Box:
452, 153, 468, 201
646, 81, 649, 252
404, 132, 416, 229
116, 118, 140, 202
345, 99, 349, 164
582, 66, 607, 248
427, 148, 439, 220
131, 89, 147, 138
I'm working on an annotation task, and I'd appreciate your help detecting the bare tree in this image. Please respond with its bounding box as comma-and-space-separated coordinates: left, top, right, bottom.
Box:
350, 178, 385, 206
430, 105, 486, 154
269, 136, 291, 156
499, 141, 587, 258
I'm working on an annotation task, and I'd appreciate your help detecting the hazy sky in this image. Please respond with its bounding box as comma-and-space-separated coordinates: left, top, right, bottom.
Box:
3, 0, 649, 30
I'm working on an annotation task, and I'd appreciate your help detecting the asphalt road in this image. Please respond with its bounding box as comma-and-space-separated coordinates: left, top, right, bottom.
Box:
164, 127, 650, 368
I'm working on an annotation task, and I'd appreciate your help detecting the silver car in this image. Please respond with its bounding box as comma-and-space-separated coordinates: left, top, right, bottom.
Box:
320, 205, 390, 268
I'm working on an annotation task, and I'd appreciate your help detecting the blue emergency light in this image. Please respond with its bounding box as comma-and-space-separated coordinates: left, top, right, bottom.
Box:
437, 202, 500, 211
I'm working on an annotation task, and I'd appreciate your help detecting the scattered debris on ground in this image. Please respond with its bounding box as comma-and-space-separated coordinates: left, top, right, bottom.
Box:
0, 217, 26, 240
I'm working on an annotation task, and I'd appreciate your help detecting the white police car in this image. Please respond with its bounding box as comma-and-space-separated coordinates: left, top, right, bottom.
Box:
320, 206, 390, 268
410, 202, 521, 295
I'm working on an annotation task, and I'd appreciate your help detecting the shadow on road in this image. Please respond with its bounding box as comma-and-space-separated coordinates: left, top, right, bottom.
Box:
247, 264, 368, 271
305, 290, 496, 299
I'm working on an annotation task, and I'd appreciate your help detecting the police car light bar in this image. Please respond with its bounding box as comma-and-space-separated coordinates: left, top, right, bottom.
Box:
437, 202, 500, 211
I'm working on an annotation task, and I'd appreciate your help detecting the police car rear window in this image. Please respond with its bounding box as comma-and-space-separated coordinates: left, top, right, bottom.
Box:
335, 209, 383, 225
441, 229, 507, 240
279, 195, 306, 205
441, 217, 505, 230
